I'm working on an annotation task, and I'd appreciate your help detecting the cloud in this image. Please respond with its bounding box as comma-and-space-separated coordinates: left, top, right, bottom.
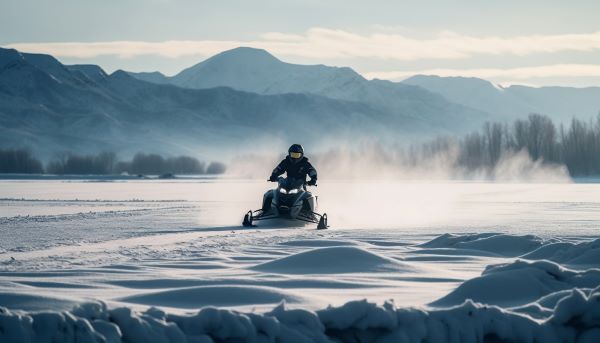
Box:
5, 40, 240, 59
364, 64, 600, 81
7, 28, 600, 61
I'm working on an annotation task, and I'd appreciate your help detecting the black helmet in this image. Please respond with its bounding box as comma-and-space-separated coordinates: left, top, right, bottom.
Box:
288, 144, 304, 159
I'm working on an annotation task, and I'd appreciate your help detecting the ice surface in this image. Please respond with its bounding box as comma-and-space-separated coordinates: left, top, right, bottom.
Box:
1, 179, 600, 342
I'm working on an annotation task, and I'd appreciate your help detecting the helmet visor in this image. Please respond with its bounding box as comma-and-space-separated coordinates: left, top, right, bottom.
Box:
290, 152, 302, 159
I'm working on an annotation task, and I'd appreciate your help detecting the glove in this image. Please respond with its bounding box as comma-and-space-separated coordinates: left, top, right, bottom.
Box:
268, 175, 278, 182
307, 179, 317, 186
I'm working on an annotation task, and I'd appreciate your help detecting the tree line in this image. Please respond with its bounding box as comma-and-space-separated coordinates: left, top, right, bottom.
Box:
0, 151, 227, 175
3, 113, 600, 177
408, 113, 600, 177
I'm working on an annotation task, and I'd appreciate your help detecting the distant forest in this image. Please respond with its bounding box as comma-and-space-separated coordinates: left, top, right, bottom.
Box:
408, 114, 600, 177
3, 114, 600, 177
0, 151, 226, 175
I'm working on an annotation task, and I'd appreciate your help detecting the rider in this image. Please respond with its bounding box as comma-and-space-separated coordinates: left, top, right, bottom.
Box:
269, 144, 318, 186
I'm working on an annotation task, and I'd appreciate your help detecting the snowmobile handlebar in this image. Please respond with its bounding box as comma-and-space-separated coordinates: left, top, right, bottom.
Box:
266, 178, 316, 186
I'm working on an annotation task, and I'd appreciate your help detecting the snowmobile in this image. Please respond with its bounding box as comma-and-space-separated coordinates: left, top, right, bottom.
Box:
242, 177, 328, 230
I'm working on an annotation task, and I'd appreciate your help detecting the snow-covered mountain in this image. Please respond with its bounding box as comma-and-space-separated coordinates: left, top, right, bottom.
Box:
170, 47, 365, 96
133, 47, 600, 126
129, 47, 490, 130
403, 75, 600, 122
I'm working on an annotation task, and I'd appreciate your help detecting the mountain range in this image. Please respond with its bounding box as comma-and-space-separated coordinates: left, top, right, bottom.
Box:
1, 46, 599, 160
131, 47, 600, 124
130, 47, 489, 130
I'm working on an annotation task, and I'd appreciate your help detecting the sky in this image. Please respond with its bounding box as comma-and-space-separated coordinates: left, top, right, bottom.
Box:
3, 0, 600, 87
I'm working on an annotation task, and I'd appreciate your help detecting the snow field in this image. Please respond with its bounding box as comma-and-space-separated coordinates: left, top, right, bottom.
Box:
1, 180, 600, 342
1, 232, 599, 342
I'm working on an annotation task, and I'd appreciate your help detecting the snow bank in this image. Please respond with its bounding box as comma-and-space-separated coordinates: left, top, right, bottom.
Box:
251, 246, 413, 274
2, 287, 599, 343
432, 259, 600, 307
420, 233, 546, 257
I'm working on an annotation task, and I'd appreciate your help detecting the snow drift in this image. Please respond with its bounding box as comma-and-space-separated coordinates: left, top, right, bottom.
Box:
120, 285, 308, 308
432, 259, 600, 307
2, 286, 599, 343
521, 238, 600, 266
251, 246, 414, 274
420, 233, 600, 267
420, 233, 547, 257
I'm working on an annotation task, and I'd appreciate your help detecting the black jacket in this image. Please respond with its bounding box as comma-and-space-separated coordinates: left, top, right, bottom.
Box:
271, 156, 317, 182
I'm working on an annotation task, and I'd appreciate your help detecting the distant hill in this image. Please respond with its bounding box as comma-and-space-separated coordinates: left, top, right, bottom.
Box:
130, 71, 169, 84
402, 75, 600, 122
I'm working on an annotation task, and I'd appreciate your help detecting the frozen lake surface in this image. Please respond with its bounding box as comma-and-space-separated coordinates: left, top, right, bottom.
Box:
2, 179, 599, 252
0, 179, 599, 341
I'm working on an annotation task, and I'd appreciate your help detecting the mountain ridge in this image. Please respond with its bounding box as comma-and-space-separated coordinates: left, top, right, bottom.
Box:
130, 48, 600, 124
402, 75, 600, 121
128, 47, 490, 130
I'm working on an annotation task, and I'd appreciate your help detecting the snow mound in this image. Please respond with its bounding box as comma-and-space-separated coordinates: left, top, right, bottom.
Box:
279, 239, 356, 247
120, 285, 306, 308
412, 247, 502, 257
421, 233, 546, 257
2, 287, 600, 343
251, 246, 412, 274
432, 259, 600, 307
521, 238, 600, 266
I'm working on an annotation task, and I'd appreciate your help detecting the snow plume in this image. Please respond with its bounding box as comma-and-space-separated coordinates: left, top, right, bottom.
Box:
491, 150, 571, 182
227, 140, 453, 180
227, 140, 570, 182
2, 287, 600, 342
311, 141, 459, 180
